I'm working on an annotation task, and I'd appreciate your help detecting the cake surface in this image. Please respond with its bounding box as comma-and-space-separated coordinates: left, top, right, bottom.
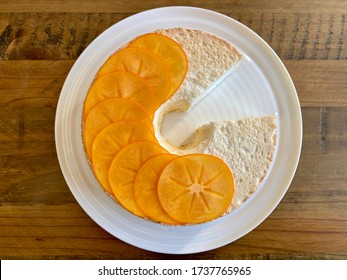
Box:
152, 29, 277, 212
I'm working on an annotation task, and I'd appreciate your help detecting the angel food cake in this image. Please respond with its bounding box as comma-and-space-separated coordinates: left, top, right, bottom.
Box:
82, 28, 277, 225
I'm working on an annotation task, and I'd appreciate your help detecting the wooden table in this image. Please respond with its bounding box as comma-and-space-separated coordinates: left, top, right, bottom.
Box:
0, 1, 346, 260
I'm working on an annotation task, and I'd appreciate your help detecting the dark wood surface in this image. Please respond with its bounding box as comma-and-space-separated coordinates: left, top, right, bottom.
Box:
0, 0, 346, 259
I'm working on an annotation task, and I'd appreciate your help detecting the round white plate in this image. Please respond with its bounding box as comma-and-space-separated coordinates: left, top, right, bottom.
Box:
55, 6, 302, 254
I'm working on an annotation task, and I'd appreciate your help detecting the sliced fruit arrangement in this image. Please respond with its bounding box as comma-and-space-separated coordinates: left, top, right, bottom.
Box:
92, 120, 157, 194
96, 47, 171, 107
134, 154, 179, 225
83, 71, 156, 120
83, 97, 153, 161
82, 32, 234, 225
108, 141, 168, 218
128, 33, 188, 100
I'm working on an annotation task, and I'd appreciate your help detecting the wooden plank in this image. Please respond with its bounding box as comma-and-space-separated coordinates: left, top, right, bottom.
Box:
0, 0, 346, 14
0, 61, 73, 108
0, 202, 346, 259
237, 13, 347, 60
0, 13, 124, 60
285, 61, 347, 107
0, 147, 74, 205
0, 106, 73, 205
0, 107, 55, 142
1, 12, 346, 60
0, 60, 74, 78
301, 108, 347, 154
301, 107, 347, 156
0, 60, 346, 108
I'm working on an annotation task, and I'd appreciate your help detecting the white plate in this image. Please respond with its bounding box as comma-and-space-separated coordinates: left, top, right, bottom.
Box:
55, 6, 302, 254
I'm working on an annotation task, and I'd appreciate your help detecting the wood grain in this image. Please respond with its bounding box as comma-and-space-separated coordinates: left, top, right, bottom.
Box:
0, 61, 73, 108
0, 0, 346, 14
0, 0, 346, 260
285, 61, 347, 107
0, 12, 346, 60
0, 13, 124, 60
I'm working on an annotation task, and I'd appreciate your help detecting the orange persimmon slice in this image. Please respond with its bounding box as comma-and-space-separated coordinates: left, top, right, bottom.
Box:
129, 33, 188, 99
83, 98, 153, 161
157, 154, 234, 224
108, 141, 167, 218
97, 47, 171, 107
92, 120, 157, 194
133, 154, 180, 225
83, 71, 156, 119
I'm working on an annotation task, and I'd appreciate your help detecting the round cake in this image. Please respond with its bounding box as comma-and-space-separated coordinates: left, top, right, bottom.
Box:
82, 28, 277, 225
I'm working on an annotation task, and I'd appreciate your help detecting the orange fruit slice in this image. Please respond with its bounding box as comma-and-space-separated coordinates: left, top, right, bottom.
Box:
108, 141, 167, 218
92, 120, 157, 194
129, 33, 188, 99
157, 154, 234, 224
133, 154, 180, 225
97, 47, 171, 106
83, 98, 153, 161
83, 71, 156, 119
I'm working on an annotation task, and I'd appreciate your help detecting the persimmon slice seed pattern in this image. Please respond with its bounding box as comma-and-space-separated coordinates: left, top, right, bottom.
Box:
157, 154, 234, 224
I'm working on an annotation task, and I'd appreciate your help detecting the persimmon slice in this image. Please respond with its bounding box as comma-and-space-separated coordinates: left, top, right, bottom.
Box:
129, 33, 188, 99
83, 98, 153, 161
92, 120, 157, 194
97, 47, 171, 106
133, 154, 179, 225
157, 154, 234, 224
83, 71, 156, 119
108, 141, 167, 218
